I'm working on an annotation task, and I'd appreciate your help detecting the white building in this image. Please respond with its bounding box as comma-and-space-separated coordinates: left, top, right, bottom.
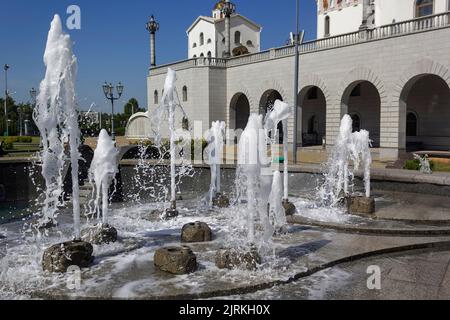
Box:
317, 0, 450, 38
187, 1, 261, 58
127, 0, 450, 162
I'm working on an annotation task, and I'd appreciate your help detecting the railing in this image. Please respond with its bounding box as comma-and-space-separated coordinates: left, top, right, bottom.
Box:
150, 11, 450, 75
368, 12, 450, 40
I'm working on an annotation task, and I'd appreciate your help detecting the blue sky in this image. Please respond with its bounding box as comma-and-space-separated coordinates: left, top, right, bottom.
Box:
0, 0, 318, 112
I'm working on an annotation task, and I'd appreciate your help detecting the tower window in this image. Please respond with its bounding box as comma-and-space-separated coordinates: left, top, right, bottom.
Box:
234, 31, 241, 44
415, 0, 434, 17
154, 90, 159, 104
182, 86, 188, 102
193, 43, 197, 48
324, 16, 330, 37
200, 33, 204, 46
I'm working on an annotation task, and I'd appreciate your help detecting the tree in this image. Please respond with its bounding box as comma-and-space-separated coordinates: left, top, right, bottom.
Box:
124, 98, 140, 116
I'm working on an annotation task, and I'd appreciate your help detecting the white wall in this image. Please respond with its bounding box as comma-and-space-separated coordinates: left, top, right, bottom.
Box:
188, 19, 216, 58
215, 16, 261, 57
377, 0, 450, 26
317, 3, 363, 38
317, 0, 450, 38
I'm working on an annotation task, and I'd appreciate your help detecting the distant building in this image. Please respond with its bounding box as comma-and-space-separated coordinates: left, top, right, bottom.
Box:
317, 0, 450, 38
127, 0, 450, 162
187, 0, 261, 58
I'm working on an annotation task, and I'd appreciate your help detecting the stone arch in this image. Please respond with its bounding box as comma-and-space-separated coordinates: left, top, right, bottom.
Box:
257, 80, 288, 111
259, 89, 285, 143
298, 74, 331, 146
229, 92, 251, 132
125, 112, 152, 140
338, 67, 386, 147
338, 66, 388, 112
394, 59, 450, 150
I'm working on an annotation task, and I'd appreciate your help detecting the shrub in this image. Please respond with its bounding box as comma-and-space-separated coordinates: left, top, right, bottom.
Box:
404, 159, 435, 171
2, 140, 13, 150
18, 136, 32, 143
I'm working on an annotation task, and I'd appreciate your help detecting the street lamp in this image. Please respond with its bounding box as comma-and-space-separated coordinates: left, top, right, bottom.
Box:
102, 81, 124, 140
221, 0, 236, 58
146, 15, 160, 67
30, 87, 37, 103
4, 64, 10, 137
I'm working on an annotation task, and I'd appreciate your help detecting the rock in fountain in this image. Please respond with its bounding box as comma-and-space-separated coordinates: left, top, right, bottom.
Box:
205, 121, 229, 208
42, 240, 94, 273
215, 247, 261, 271
36, 15, 93, 271
319, 115, 375, 215
181, 222, 212, 243
82, 129, 119, 244
264, 100, 296, 216
154, 246, 197, 275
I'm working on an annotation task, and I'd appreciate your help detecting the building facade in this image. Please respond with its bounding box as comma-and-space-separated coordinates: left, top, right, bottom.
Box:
126, 0, 450, 162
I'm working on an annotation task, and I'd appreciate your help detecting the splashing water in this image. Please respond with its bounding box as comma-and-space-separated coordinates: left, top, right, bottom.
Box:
413, 153, 433, 174
205, 121, 226, 207
89, 129, 119, 224
151, 68, 192, 208
319, 115, 372, 206
264, 100, 292, 199
268, 171, 287, 234
33, 15, 82, 238
235, 114, 273, 245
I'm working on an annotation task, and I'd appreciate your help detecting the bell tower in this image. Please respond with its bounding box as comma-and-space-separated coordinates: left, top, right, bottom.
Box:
212, 1, 225, 19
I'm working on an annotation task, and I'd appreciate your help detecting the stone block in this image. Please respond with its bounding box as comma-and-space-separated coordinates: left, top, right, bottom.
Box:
215, 248, 261, 271
154, 246, 197, 275
42, 240, 94, 273
181, 222, 212, 243
349, 195, 376, 216
81, 224, 118, 245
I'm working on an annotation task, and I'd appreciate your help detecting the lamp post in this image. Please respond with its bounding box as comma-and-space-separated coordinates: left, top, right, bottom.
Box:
292, 0, 304, 164
29, 88, 37, 137
4, 64, 10, 137
146, 15, 160, 67
102, 82, 124, 141
221, 0, 236, 58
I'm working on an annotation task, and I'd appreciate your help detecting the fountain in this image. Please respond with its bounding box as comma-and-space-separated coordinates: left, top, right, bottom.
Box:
205, 121, 229, 208
264, 100, 296, 215
151, 68, 191, 219
215, 113, 287, 270
34, 15, 93, 272
318, 114, 374, 215
82, 129, 119, 244
413, 153, 433, 174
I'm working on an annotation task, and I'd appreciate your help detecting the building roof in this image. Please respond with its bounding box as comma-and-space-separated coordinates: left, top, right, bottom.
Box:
186, 14, 262, 34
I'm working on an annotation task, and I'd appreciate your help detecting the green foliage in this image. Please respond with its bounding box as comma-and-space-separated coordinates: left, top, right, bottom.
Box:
404, 159, 435, 171
124, 98, 140, 116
